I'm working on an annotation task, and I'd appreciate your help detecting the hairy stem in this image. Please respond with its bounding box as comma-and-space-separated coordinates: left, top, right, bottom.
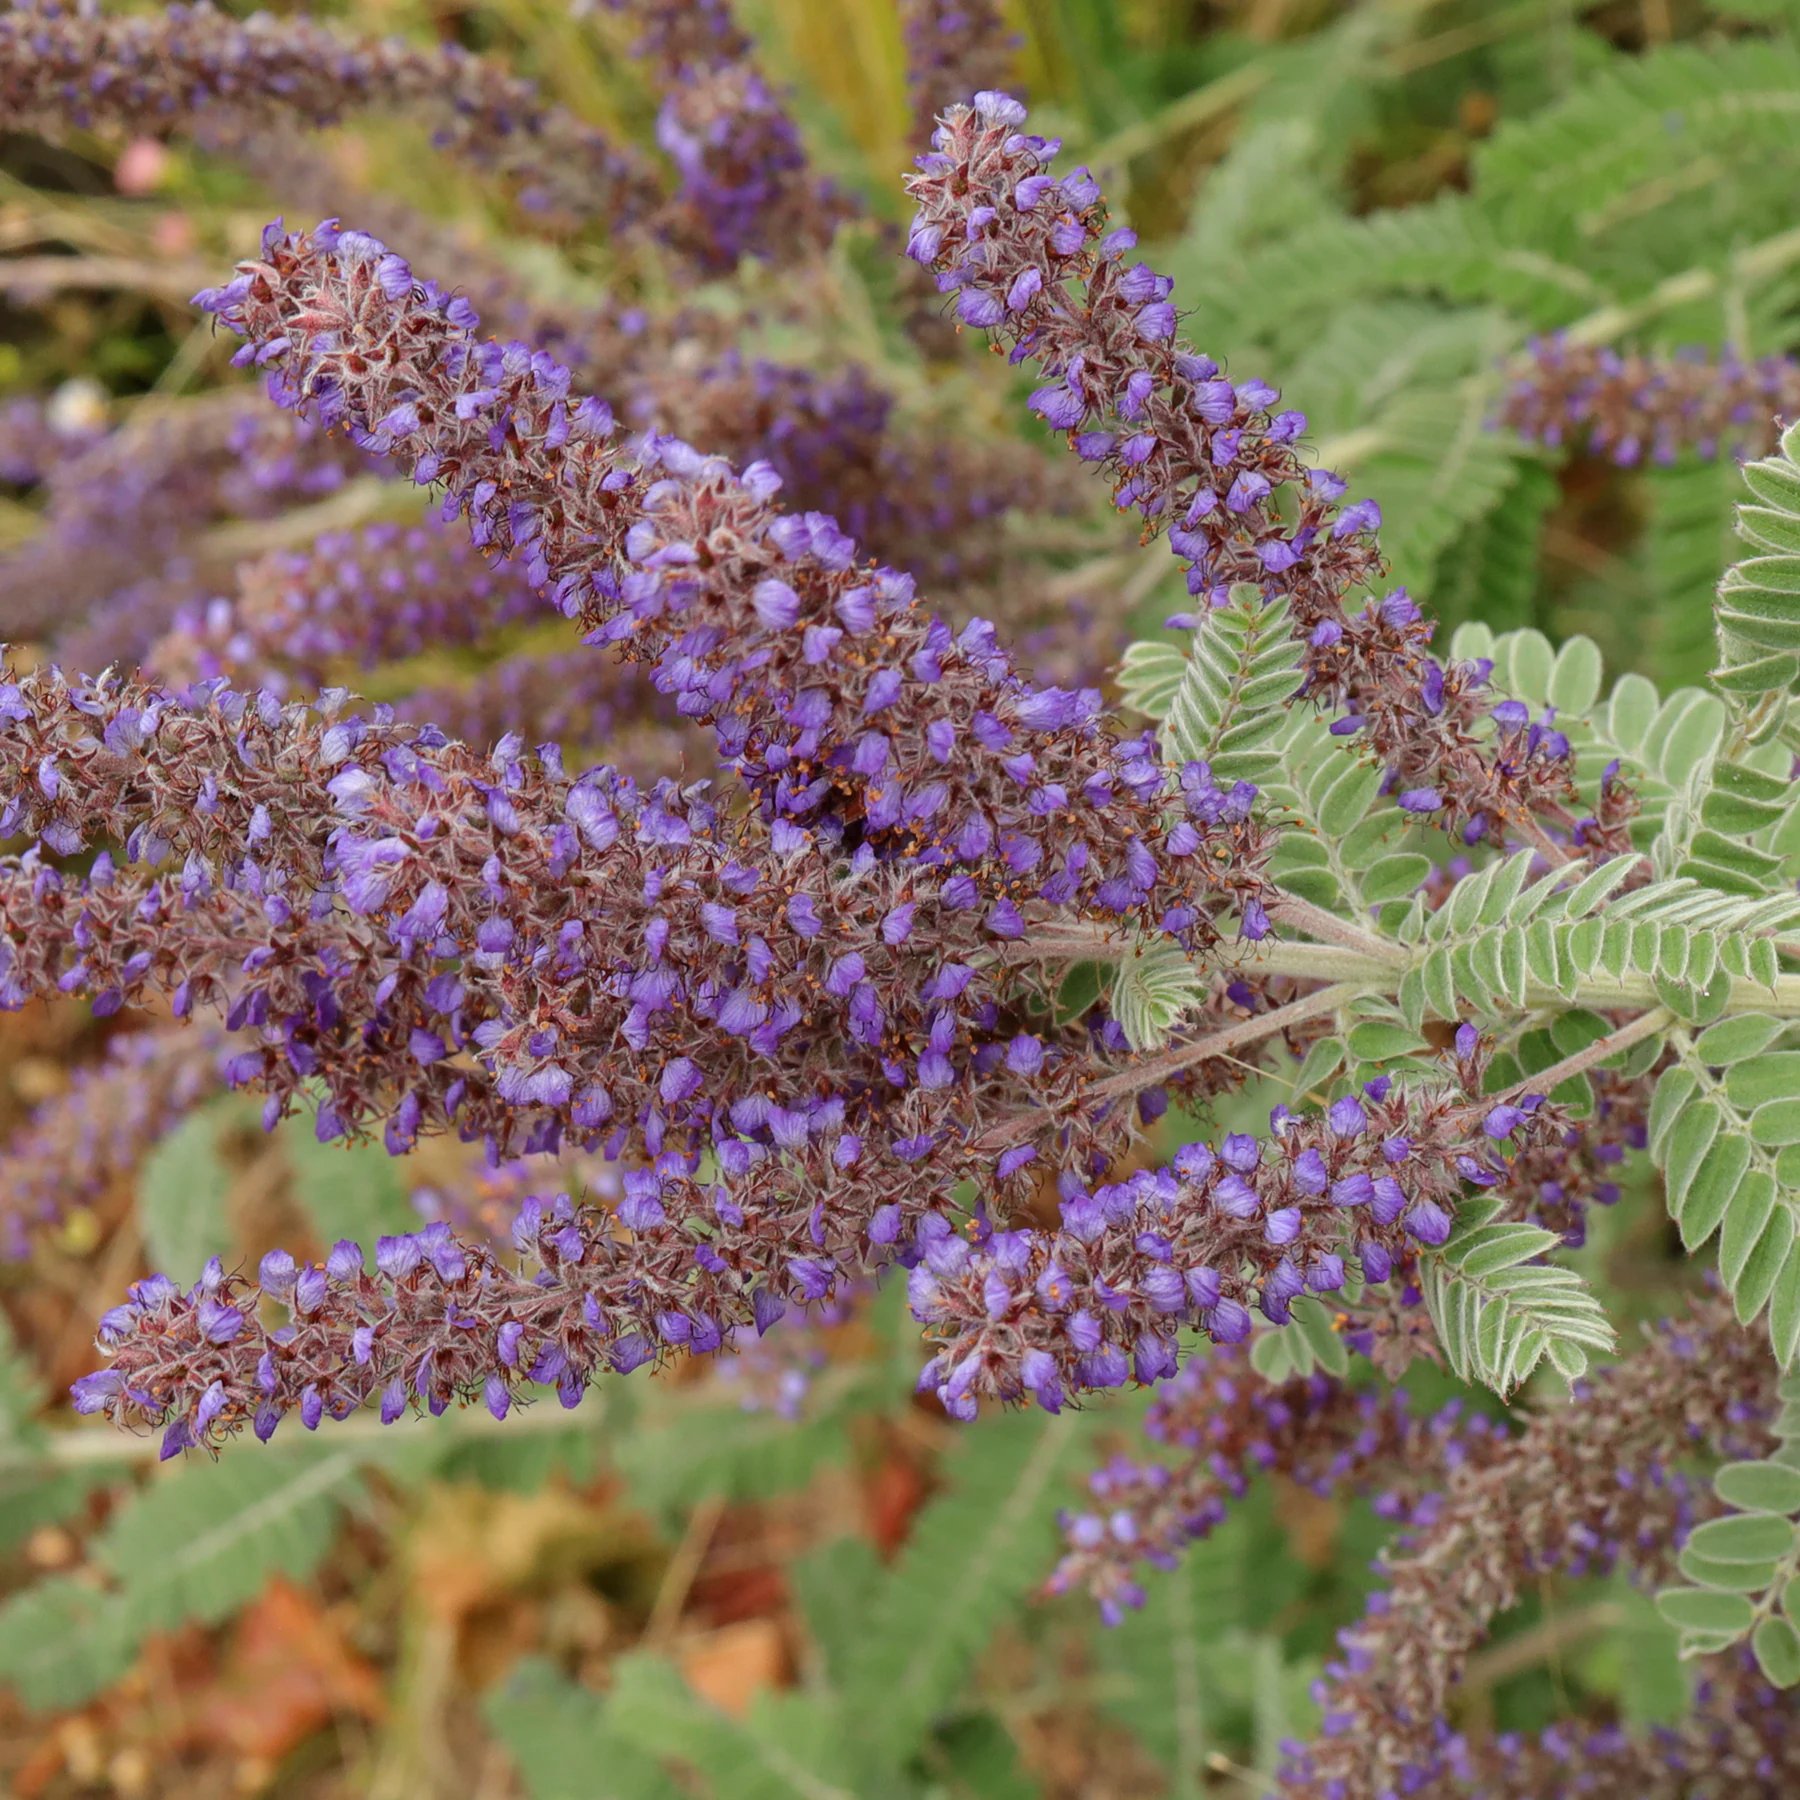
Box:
1494, 1007, 1671, 1103
972, 981, 1373, 1151
1270, 893, 1410, 966
1089, 978, 1372, 1100
1002, 925, 1800, 1017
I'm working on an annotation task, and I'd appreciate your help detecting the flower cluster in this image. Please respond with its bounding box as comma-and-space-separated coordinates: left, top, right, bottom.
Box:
0, 0, 661, 231
228, 138, 740, 391
2, 647, 1270, 1210
72, 1151, 913, 1455
139, 375, 1080, 713
624, 351, 1088, 599
138, 470, 699, 774
2, 0, 862, 272
1502, 336, 1800, 467
904, 94, 1631, 859
147, 521, 548, 696
41, 186, 1328, 1461
236, 134, 1081, 602
901, 0, 1022, 148
192, 220, 1275, 938
3, 22, 1794, 1799
1280, 1296, 1779, 1799
908, 1030, 1562, 1417
1048, 1342, 1508, 1622
72, 1203, 639, 1453
605, 0, 854, 272
0, 391, 359, 655
1431, 1653, 1800, 1798
0, 1026, 228, 1257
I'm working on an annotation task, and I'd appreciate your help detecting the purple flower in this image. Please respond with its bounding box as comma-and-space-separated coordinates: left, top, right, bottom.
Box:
1404, 1199, 1453, 1246
1029, 384, 1085, 430
659, 1058, 703, 1105
958, 287, 1005, 328
1332, 499, 1382, 537
752, 578, 801, 630
1207, 1299, 1253, 1344
1214, 1174, 1260, 1219
1221, 1133, 1260, 1173
1370, 1176, 1408, 1226
1484, 1104, 1527, 1139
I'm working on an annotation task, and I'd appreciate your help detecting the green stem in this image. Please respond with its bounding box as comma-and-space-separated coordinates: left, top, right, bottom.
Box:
1078, 63, 1267, 174
1561, 224, 1800, 348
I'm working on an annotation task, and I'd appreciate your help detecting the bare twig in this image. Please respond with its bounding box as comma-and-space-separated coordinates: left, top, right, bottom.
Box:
0, 254, 212, 301
1461, 1599, 1624, 1693
642, 1492, 727, 1650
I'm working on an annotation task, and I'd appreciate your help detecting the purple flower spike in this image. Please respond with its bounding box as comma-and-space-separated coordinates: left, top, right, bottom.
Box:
37, 110, 1621, 1485
899, 97, 1646, 858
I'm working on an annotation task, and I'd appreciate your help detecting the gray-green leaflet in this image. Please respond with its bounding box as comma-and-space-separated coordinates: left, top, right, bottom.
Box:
1657, 1373, 1800, 1687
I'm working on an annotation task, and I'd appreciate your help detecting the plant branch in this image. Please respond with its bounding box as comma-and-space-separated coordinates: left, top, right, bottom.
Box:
1460, 1600, 1625, 1694
1089, 979, 1372, 1104
198, 474, 418, 559
1079, 63, 1267, 173
642, 1492, 726, 1650
0, 254, 212, 301
972, 981, 1371, 1152
12, 1385, 609, 1472
999, 922, 1800, 1019
1562, 224, 1800, 348
1270, 892, 1409, 966
1000, 896, 1404, 976
1496, 1007, 1671, 1102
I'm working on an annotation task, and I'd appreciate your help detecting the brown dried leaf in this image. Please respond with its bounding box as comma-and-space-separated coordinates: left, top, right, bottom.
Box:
677, 1619, 788, 1720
